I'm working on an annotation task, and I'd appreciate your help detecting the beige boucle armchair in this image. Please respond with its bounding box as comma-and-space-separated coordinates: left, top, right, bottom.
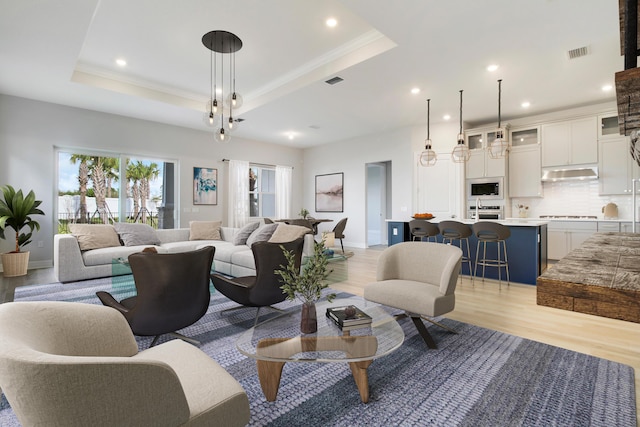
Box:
0, 301, 250, 427
364, 241, 462, 349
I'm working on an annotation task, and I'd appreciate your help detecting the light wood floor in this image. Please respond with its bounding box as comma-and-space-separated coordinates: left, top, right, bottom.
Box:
332, 246, 640, 424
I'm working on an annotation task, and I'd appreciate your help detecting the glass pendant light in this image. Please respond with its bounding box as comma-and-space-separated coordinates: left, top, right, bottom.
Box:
488, 79, 509, 159
419, 99, 437, 167
202, 30, 242, 142
452, 90, 470, 163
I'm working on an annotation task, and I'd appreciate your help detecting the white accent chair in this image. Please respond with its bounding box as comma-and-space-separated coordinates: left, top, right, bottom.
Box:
364, 242, 462, 349
0, 301, 250, 427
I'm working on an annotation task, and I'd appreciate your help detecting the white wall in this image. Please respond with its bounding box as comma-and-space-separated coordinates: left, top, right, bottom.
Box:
0, 94, 304, 268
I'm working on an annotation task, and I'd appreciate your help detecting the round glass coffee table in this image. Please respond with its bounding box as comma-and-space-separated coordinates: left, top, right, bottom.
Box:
236, 296, 404, 403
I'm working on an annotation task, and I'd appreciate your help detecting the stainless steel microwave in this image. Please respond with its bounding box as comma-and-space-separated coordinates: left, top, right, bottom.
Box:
467, 177, 504, 200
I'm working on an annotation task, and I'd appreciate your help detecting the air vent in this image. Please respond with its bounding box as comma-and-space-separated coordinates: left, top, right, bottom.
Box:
234, 118, 245, 122
325, 76, 344, 85
309, 125, 320, 129
567, 46, 589, 60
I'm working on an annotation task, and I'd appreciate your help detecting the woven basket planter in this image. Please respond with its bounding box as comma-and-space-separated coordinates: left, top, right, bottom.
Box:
1, 251, 30, 277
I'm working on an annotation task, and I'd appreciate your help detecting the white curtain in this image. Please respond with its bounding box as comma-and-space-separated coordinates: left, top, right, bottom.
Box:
228, 159, 249, 228
275, 165, 292, 219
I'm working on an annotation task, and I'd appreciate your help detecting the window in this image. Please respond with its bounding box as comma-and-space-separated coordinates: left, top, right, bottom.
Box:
249, 165, 275, 217
57, 149, 176, 232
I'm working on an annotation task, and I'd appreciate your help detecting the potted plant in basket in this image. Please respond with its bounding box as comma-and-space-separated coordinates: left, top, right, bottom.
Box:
0, 185, 45, 277
276, 240, 336, 334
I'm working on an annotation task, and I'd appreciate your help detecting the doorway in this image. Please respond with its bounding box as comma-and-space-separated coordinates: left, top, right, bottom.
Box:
366, 161, 391, 246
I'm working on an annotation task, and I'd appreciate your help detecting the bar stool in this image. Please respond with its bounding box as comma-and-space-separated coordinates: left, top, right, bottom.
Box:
409, 219, 439, 242
472, 221, 510, 288
437, 220, 473, 283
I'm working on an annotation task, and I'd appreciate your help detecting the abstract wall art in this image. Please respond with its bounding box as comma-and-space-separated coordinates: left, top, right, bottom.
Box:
193, 167, 217, 205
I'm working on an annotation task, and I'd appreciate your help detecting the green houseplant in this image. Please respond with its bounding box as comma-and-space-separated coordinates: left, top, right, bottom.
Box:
276, 240, 335, 333
0, 185, 45, 277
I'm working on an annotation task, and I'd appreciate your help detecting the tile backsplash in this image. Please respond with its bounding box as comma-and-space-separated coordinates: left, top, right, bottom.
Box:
512, 180, 639, 220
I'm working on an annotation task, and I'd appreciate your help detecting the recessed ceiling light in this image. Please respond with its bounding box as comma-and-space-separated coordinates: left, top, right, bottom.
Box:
443, 114, 451, 120
411, 87, 420, 95
326, 18, 337, 27
116, 58, 127, 67
487, 64, 499, 72
521, 101, 531, 108
602, 84, 613, 92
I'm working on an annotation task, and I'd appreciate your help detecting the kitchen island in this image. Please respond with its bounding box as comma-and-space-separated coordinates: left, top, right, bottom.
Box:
386, 218, 547, 285
537, 232, 640, 323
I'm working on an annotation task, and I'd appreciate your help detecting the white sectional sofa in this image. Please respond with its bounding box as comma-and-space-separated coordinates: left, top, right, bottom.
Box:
54, 224, 314, 283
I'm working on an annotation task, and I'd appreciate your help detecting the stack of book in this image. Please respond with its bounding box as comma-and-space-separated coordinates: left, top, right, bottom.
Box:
326, 305, 372, 330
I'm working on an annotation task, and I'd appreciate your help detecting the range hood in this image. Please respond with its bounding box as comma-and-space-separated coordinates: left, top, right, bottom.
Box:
541, 165, 598, 181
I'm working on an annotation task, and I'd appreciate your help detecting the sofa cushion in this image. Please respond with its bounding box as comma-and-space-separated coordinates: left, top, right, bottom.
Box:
246, 224, 278, 247
113, 223, 161, 246
268, 224, 310, 243
69, 224, 121, 251
231, 249, 256, 270
82, 245, 167, 266
189, 221, 222, 241
232, 222, 260, 246
212, 243, 250, 263
161, 240, 220, 254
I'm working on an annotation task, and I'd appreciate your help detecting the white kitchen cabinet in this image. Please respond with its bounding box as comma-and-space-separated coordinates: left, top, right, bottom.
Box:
597, 222, 620, 232
621, 222, 640, 233
542, 117, 598, 167
546, 221, 597, 260
599, 137, 640, 195
465, 129, 506, 178
508, 127, 542, 198
598, 113, 621, 140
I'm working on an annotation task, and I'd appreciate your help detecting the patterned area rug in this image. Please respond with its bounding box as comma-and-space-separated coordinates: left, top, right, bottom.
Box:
0, 277, 636, 427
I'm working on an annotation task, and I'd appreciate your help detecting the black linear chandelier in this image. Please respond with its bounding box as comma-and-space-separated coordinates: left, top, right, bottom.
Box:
202, 30, 243, 143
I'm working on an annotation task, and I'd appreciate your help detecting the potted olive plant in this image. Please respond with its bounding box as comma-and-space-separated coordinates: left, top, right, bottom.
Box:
276, 240, 335, 334
0, 185, 45, 277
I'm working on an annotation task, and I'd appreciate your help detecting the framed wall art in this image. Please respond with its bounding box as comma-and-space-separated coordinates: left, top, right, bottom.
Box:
193, 167, 217, 205
315, 172, 343, 212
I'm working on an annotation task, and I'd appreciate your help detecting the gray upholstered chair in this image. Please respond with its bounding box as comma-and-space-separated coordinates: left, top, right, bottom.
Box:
364, 241, 462, 349
472, 221, 511, 288
409, 219, 439, 242
0, 301, 250, 427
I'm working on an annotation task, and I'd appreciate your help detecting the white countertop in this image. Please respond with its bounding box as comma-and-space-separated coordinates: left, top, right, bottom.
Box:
386, 218, 549, 227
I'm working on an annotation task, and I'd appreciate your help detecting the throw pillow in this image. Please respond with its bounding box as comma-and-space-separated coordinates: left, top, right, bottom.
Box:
233, 221, 260, 245
189, 220, 222, 240
268, 223, 311, 243
245, 223, 279, 247
113, 223, 161, 246
69, 224, 121, 251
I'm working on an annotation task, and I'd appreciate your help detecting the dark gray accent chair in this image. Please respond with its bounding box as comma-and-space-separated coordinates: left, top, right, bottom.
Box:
97, 246, 215, 347
210, 238, 304, 325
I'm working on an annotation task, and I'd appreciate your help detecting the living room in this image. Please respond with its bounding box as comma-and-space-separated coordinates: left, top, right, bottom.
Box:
1, 1, 639, 426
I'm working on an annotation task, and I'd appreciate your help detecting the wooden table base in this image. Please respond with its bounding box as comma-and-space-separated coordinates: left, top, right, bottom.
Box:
255, 336, 378, 403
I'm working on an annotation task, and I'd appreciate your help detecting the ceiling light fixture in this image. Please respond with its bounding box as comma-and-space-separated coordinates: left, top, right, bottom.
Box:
116, 58, 127, 67
602, 84, 613, 92
487, 64, 499, 72
419, 99, 437, 167
202, 30, 243, 143
452, 90, 470, 163
521, 101, 530, 108
443, 114, 451, 120
326, 18, 337, 27
488, 79, 509, 159
411, 87, 420, 95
